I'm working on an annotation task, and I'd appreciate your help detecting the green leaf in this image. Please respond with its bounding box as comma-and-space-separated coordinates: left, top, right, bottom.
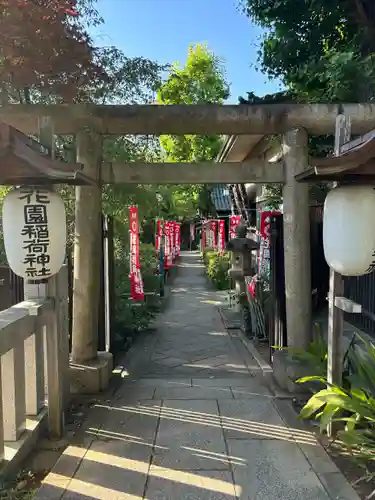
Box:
299, 391, 328, 419
321, 404, 345, 432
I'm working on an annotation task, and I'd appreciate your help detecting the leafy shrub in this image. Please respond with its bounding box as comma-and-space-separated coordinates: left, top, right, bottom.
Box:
297, 336, 375, 495
113, 241, 160, 348
276, 323, 328, 377
202, 250, 231, 290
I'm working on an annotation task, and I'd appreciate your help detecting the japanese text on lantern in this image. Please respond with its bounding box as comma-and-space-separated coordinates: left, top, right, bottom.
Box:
19, 188, 51, 279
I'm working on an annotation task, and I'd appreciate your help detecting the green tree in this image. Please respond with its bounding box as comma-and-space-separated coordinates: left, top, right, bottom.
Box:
157, 43, 230, 216
240, 0, 375, 206
241, 0, 375, 102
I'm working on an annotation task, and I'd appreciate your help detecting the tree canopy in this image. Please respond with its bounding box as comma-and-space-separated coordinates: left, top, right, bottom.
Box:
240, 0, 375, 205
0, 0, 106, 102
157, 43, 230, 217
241, 0, 375, 102
157, 43, 229, 162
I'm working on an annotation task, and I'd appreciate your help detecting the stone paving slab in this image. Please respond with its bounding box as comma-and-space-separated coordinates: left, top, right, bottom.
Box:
35, 252, 360, 500
145, 469, 236, 499
228, 439, 331, 500
122, 378, 192, 388
95, 399, 161, 440
152, 400, 229, 471
230, 384, 273, 398
218, 399, 293, 440
153, 386, 234, 400
191, 377, 254, 387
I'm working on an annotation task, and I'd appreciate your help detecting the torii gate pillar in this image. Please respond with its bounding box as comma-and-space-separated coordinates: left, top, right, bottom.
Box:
70, 129, 113, 394
282, 128, 312, 350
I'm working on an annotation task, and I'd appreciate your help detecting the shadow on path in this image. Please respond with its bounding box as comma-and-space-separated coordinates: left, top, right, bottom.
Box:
35, 252, 358, 500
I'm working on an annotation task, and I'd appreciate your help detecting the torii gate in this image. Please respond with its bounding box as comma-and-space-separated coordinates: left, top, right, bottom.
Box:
1, 102, 374, 393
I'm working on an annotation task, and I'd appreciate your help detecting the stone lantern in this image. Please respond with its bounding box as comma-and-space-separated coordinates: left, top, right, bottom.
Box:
226, 221, 258, 314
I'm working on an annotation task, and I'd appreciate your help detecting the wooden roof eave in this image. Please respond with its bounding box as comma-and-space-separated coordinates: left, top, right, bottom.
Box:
296, 133, 375, 182
0, 123, 96, 185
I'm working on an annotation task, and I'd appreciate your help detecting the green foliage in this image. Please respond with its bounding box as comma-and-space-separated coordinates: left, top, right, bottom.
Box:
297, 337, 375, 493
202, 250, 231, 290
157, 43, 230, 216
158, 43, 229, 107
276, 323, 328, 377
241, 0, 375, 209
241, 0, 375, 101
157, 43, 228, 162
113, 239, 160, 346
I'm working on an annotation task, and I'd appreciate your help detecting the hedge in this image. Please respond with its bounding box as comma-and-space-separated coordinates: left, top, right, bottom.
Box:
202, 250, 231, 290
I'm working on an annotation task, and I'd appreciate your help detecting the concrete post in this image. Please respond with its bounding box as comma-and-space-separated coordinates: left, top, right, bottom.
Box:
282, 128, 312, 350
71, 129, 102, 363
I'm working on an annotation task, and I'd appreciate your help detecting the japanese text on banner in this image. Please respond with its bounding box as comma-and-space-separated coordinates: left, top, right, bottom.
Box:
128, 206, 144, 301
218, 219, 225, 252
202, 221, 207, 250
229, 215, 241, 239
258, 210, 280, 279
175, 223, 181, 256
155, 219, 163, 251
211, 220, 218, 249
164, 221, 173, 268
171, 222, 176, 261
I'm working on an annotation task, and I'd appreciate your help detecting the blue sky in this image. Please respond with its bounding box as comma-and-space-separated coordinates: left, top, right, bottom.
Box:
90, 0, 283, 103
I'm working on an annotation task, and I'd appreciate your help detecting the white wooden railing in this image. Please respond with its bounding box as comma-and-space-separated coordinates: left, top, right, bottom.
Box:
0, 266, 69, 472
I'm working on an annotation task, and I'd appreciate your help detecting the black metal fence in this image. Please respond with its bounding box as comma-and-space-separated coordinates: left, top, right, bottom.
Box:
268, 206, 330, 351
267, 204, 375, 339
344, 272, 375, 336
0, 267, 24, 311
269, 214, 287, 349
67, 214, 115, 354
98, 214, 115, 352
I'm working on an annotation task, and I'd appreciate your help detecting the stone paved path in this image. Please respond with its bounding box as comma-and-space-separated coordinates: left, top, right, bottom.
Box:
36, 252, 359, 500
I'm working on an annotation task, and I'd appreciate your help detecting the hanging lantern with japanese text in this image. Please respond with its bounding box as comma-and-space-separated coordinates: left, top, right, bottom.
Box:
323, 185, 375, 276
2, 187, 66, 280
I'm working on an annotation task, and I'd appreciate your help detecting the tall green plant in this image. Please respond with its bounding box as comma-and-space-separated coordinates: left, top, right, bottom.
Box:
203, 250, 231, 290
275, 323, 328, 377
298, 337, 375, 495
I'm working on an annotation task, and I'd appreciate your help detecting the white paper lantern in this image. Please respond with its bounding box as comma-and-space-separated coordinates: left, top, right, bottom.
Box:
323, 185, 375, 276
2, 187, 66, 280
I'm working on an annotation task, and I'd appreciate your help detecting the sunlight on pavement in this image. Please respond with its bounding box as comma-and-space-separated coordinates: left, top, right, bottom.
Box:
93, 403, 318, 445
44, 472, 144, 500
48, 446, 241, 497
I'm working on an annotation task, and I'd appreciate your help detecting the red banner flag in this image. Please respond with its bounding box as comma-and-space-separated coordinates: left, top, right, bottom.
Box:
190, 223, 195, 242
218, 219, 225, 252
229, 215, 241, 239
202, 221, 207, 250
175, 223, 181, 256
170, 221, 176, 261
129, 206, 144, 301
211, 220, 218, 249
164, 221, 173, 268
204, 219, 213, 249
258, 210, 280, 277
155, 219, 162, 251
